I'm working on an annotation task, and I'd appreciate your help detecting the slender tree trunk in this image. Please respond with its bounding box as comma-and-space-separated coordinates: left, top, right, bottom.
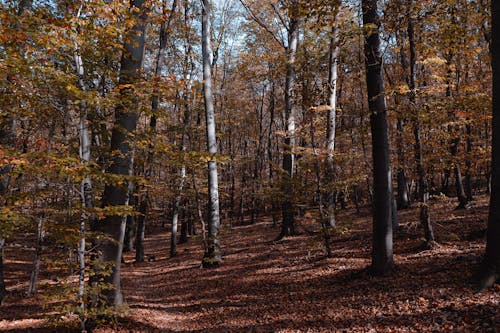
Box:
325, 17, 340, 228
478, 0, 500, 290
268, 79, 278, 227
201, 0, 222, 267
171, 81, 191, 257
407, 2, 435, 248
134, 0, 176, 262
28, 214, 44, 295
395, 33, 410, 209
278, 5, 300, 240
170, 0, 191, 257
451, 136, 469, 208
0, 238, 6, 303
465, 121, 473, 201
135, 198, 146, 263
362, 0, 394, 275
123, 186, 135, 252
92, 0, 146, 306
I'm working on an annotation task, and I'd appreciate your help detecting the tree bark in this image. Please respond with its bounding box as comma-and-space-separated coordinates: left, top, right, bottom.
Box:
407, 2, 435, 248
170, 0, 189, 258
362, 0, 394, 275
92, 0, 146, 306
0, 238, 6, 304
135, 0, 176, 262
28, 214, 44, 295
325, 17, 340, 228
201, 0, 222, 267
278, 2, 300, 240
478, 0, 500, 290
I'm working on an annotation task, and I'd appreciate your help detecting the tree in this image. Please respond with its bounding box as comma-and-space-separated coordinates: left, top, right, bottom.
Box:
478, 0, 500, 290
279, 0, 301, 239
362, 0, 394, 274
325, 10, 340, 228
407, 0, 435, 248
201, 0, 222, 268
91, 0, 147, 306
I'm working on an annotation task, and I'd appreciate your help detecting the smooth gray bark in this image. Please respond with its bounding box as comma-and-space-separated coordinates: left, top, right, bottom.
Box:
201, 0, 222, 267
279, 2, 300, 240
171, 0, 191, 257
28, 215, 44, 295
72, 7, 96, 326
406, 2, 435, 248
362, 0, 394, 275
0, 238, 6, 303
93, 0, 147, 306
135, 0, 177, 262
325, 18, 340, 228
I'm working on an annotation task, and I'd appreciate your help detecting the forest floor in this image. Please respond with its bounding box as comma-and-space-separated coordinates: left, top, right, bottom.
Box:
0, 195, 499, 332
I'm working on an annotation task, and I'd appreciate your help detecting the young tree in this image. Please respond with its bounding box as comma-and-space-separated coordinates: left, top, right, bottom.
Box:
478, 0, 500, 290
362, 0, 394, 274
201, 0, 222, 267
92, 0, 147, 306
279, 0, 301, 239
325, 11, 340, 228
407, 0, 435, 248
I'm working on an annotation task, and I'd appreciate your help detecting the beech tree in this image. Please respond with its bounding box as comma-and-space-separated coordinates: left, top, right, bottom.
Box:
92, 0, 147, 306
201, 0, 222, 267
479, 0, 500, 290
362, 0, 394, 274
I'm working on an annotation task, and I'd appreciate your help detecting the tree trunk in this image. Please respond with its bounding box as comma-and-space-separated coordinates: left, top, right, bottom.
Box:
278, 4, 300, 240
396, 31, 410, 209
362, 0, 394, 275
28, 214, 44, 295
451, 136, 469, 209
478, 0, 500, 290
171, 80, 190, 257
92, 0, 146, 306
465, 121, 473, 201
171, 0, 191, 258
135, 0, 176, 262
123, 186, 135, 253
201, 0, 222, 268
407, 2, 435, 248
325, 17, 340, 228
0, 238, 6, 304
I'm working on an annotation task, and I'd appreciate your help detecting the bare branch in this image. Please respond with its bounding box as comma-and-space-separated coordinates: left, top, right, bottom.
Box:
238, 0, 285, 49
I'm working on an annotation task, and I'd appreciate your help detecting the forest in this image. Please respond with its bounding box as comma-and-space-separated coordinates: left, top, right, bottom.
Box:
0, 0, 499, 331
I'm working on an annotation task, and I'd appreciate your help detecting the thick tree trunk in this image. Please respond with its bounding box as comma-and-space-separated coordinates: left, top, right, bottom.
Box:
325, 18, 340, 228
201, 0, 222, 267
362, 0, 394, 275
92, 0, 146, 306
278, 5, 300, 240
407, 4, 435, 248
478, 0, 500, 290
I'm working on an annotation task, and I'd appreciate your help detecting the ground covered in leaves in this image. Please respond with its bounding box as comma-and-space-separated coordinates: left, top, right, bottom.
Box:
1, 195, 499, 332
